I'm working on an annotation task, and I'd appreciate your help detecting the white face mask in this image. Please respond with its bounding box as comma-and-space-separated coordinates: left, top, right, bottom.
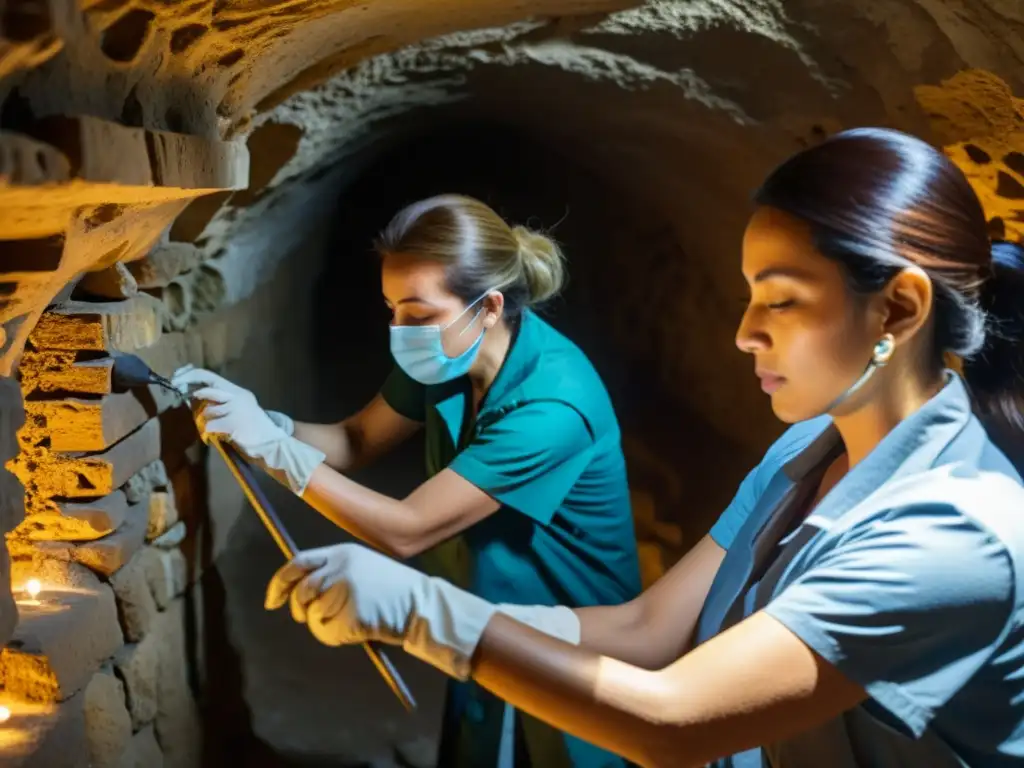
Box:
389, 292, 493, 385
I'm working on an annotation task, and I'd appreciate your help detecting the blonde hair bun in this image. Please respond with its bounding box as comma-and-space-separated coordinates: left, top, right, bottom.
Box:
512, 225, 566, 305
376, 195, 568, 315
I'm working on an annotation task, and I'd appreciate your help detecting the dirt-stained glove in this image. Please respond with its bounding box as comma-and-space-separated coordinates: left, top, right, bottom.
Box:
265, 543, 581, 679
171, 366, 323, 494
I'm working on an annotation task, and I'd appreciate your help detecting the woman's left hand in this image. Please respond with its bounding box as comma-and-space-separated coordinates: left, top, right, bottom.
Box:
265, 542, 499, 679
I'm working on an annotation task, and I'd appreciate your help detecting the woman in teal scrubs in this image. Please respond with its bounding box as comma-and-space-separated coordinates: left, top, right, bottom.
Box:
265, 129, 1024, 768
174, 194, 641, 768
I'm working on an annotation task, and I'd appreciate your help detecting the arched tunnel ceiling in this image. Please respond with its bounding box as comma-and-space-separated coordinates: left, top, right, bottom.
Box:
1, 0, 1024, 448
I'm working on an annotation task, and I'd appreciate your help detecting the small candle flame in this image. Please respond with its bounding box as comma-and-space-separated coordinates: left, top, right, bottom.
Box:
0, 706, 10, 723
24, 579, 41, 599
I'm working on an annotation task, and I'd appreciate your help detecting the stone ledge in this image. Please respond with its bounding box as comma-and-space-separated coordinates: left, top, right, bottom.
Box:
28, 296, 162, 354
23, 393, 150, 452
0, 186, 200, 249
10, 558, 101, 592
148, 128, 250, 190
26, 117, 149, 188
25, 115, 249, 192
52, 492, 130, 541
76, 263, 139, 301
16, 491, 129, 543
0, 691, 87, 768
0, 565, 123, 702
25, 499, 149, 578
43, 418, 160, 499
20, 353, 114, 396
128, 244, 202, 289
150, 522, 186, 550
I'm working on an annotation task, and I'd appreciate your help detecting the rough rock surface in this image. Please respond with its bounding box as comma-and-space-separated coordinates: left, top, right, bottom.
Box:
0, 565, 123, 702
0, 692, 88, 768
117, 725, 163, 768
83, 665, 133, 768
1, 1, 1023, 766
114, 637, 159, 730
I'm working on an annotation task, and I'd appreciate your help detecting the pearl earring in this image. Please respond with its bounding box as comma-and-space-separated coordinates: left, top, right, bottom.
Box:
872, 333, 896, 367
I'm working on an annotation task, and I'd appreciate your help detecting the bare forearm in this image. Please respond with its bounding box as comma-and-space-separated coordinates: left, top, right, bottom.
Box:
473, 615, 687, 768
579, 535, 726, 669
293, 421, 359, 472
300, 464, 423, 558
472, 612, 866, 768
576, 602, 669, 670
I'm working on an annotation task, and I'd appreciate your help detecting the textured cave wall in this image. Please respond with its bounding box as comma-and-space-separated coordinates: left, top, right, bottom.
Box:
0, 0, 1023, 765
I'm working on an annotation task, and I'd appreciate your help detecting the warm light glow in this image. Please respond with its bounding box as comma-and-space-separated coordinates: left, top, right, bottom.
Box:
0, 696, 58, 752
24, 579, 40, 599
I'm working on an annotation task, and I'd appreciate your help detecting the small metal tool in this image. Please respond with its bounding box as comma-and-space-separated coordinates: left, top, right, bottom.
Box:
111, 354, 417, 711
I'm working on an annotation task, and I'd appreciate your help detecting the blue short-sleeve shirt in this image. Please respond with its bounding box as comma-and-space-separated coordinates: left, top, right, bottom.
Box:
382, 309, 641, 768
698, 374, 1024, 767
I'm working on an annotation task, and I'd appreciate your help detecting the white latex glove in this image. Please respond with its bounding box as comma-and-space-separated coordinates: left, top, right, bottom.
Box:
265, 410, 295, 436
173, 365, 296, 436
265, 543, 581, 679
170, 366, 322, 494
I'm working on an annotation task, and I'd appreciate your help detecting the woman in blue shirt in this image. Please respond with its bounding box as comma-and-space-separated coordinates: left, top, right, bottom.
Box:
175, 194, 640, 768
266, 129, 1024, 767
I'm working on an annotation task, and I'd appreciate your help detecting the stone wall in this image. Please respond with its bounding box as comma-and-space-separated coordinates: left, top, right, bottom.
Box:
0, 378, 25, 666
1, 294, 198, 767
0, 50, 254, 727
0, 206, 391, 764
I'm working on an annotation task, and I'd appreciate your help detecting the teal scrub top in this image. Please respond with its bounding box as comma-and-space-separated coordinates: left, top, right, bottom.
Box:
381, 309, 642, 768
696, 373, 1024, 767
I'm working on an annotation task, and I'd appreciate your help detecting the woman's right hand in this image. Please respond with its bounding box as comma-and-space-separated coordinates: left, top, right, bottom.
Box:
266, 542, 499, 679
170, 366, 323, 493
266, 542, 582, 676
170, 365, 294, 437
171, 366, 274, 441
